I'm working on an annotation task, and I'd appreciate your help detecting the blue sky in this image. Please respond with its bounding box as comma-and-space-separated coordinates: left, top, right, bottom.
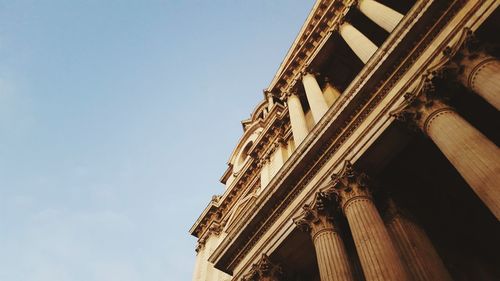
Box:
0, 0, 314, 280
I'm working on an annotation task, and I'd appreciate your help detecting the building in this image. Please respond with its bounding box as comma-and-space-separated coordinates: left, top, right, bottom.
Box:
190, 0, 500, 280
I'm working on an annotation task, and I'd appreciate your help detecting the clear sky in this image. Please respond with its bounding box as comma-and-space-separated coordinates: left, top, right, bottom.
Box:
0, 0, 314, 280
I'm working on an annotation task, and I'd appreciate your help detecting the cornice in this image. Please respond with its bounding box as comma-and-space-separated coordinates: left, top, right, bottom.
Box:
189, 195, 220, 237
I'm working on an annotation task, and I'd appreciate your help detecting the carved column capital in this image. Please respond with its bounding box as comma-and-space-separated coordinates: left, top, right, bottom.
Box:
445, 27, 484, 64
327, 161, 371, 212
390, 73, 455, 135
293, 192, 337, 240
241, 254, 282, 281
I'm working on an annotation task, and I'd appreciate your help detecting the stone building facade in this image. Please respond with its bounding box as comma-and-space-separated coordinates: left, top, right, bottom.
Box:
190, 0, 500, 280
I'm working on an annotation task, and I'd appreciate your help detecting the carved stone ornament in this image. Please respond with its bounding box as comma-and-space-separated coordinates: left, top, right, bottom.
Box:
389, 65, 455, 134
444, 27, 491, 73
293, 191, 337, 238
389, 28, 481, 133
325, 160, 371, 211
241, 254, 282, 281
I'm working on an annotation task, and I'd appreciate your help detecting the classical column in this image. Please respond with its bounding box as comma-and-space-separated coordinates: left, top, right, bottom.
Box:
385, 199, 453, 281
323, 78, 341, 107
458, 51, 500, 110
328, 161, 410, 281
339, 22, 378, 64
286, 91, 309, 145
357, 0, 403, 32
241, 254, 282, 281
293, 192, 355, 281
392, 90, 500, 219
302, 72, 330, 123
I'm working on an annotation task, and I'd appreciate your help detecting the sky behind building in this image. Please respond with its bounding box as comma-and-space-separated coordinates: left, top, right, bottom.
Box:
0, 0, 314, 280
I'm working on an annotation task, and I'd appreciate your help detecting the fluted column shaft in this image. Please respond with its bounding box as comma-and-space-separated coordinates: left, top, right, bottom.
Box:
357, 0, 403, 32
385, 201, 452, 281
302, 72, 330, 123
287, 92, 309, 145
339, 22, 378, 64
312, 224, 354, 281
342, 196, 410, 280
418, 101, 500, 219
332, 167, 410, 281
458, 52, 500, 110
294, 193, 355, 281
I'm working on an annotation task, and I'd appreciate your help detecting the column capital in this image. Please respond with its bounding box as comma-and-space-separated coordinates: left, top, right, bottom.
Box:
440, 27, 486, 84
443, 27, 483, 62
390, 74, 455, 135
293, 192, 337, 240
419, 27, 492, 93
327, 161, 372, 212
241, 254, 282, 281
